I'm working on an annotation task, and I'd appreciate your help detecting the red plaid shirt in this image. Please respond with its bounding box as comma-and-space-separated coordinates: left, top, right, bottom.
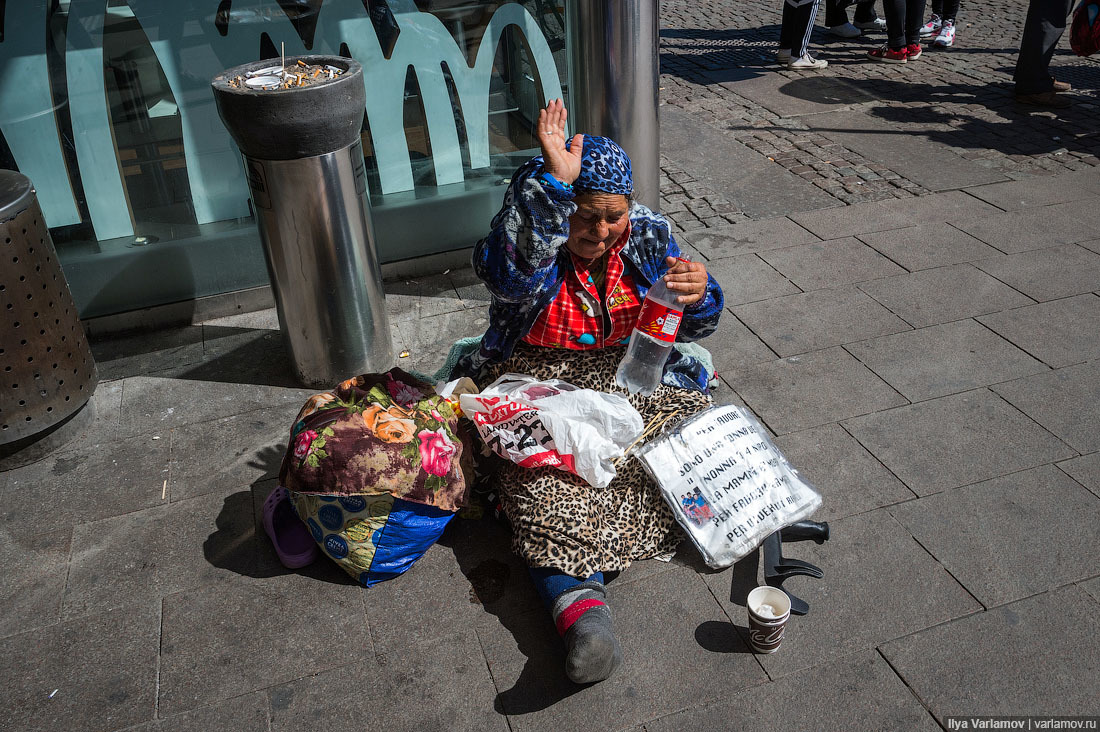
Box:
522, 225, 642, 350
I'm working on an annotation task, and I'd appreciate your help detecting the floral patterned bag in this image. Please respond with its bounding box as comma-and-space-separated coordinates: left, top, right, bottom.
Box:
278, 369, 473, 586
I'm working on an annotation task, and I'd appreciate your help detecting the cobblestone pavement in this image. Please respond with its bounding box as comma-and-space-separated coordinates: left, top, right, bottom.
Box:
659, 0, 1100, 228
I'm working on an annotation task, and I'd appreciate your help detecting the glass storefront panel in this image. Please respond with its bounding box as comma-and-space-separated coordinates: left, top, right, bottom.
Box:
0, 1, 569, 318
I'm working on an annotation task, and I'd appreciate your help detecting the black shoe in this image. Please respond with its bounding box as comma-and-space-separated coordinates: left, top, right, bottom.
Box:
1015, 91, 1071, 108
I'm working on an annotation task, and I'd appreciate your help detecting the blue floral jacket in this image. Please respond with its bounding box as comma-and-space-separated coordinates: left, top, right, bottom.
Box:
453, 159, 724, 392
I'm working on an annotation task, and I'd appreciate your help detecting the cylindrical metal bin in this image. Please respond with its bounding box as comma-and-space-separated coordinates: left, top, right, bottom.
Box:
211, 56, 393, 388
0, 170, 98, 446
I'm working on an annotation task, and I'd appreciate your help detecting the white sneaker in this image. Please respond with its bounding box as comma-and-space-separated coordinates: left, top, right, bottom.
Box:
854, 17, 887, 32
919, 14, 942, 38
933, 21, 955, 47
788, 53, 828, 70
776, 48, 793, 64
827, 22, 861, 38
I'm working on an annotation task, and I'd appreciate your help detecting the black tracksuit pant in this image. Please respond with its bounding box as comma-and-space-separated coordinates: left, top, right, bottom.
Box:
824, 0, 879, 27
780, 0, 823, 57
882, 0, 928, 48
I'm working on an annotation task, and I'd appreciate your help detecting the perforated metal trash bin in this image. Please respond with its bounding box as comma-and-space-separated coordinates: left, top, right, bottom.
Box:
0, 170, 97, 449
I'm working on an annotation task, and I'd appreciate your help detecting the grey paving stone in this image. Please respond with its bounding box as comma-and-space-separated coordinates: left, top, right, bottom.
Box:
701, 509, 981, 678
734, 286, 911, 357
647, 650, 939, 732
267, 629, 506, 732
158, 573, 366, 717
0, 603, 159, 732
118, 376, 313, 436
168, 406, 294, 502
452, 265, 492, 310
0, 430, 171, 532
0, 527, 70, 639
844, 319, 1048, 402
730, 347, 907, 435
385, 273, 466, 323
811, 109, 1007, 191
127, 693, 269, 732
789, 200, 914, 240
856, 223, 1003, 272
843, 389, 1076, 496
392, 308, 489, 379
677, 217, 821, 260
0, 379, 124, 471
704, 253, 801, 305
63, 487, 272, 620
1082, 576, 1100, 604
168, 327, 300, 388
880, 586, 1100, 718
875, 190, 1004, 226
200, 308, 280, 331
480, 567, 766, 731
891, 465, 1100, 608
1058, 452, 1100, 499
991, 360, 1100, 453
965, 174, 1100, 210
972, 243, 1100, 301
705, 309, 778, 375
364, 517, 542, 658
710, 70, 877, 118
858, 264, 1034, 328
759, 237, 906, 290
90, 326, 205, 381
1049, 195, 1100, 231
614, 545, 697, 589
952, 205, 1097, 254
978, 294, 1100, 368
661, 105, 839, 218
773, 424, 915, 521
1080, 238, 1100, 256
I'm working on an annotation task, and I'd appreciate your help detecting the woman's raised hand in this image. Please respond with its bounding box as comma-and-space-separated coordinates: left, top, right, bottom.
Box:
537, 99, 584, 186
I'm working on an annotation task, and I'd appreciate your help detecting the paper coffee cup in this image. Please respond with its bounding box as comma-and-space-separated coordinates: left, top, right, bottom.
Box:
746, 586, 792, 653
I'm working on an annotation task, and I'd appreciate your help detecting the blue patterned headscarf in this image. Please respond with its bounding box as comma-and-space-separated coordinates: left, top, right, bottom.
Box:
567, 135, 634, 196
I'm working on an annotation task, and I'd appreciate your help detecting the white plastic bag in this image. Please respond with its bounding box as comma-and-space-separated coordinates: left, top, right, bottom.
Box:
459, 374, 643, 488
635, 404, 822, 568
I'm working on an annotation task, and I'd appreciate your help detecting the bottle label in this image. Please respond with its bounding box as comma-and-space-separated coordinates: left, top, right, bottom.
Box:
634, 299, 682, 343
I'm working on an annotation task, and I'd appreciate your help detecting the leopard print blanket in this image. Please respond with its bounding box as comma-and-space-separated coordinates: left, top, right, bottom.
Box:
480, 342, 712, 577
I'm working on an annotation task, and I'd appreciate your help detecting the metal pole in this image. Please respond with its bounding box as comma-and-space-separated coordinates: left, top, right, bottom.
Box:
247, 141, 394, 387
567, 0, 660, 209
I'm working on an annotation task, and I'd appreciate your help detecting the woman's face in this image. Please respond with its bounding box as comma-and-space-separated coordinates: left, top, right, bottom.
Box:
565, 192, 630, 262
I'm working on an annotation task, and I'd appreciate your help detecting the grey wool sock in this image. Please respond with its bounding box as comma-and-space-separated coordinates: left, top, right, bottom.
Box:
551, 581, 623, 684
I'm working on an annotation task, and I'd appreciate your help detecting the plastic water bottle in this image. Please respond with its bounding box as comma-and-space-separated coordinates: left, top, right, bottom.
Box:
615, 274, 684, 396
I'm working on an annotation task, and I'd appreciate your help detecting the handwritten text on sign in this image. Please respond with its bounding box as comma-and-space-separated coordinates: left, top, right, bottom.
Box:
637, 405, 821, 568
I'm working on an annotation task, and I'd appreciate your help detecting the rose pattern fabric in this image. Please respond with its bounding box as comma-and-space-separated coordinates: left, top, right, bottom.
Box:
418, 428, 455, 477
278, 368, 471, 512
293, 430, 318, 460
362, 404, 417, 444
386, 372, 423, 407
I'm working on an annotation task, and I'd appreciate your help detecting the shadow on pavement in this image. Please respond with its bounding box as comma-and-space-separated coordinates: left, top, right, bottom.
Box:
438, 515, 583, 714
704, 75, 1100, 160
203, 480, 356, 587
176, 326, 301, 388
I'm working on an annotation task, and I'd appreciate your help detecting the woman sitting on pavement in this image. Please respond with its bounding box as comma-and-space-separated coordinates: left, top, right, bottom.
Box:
453, 99, 724, 684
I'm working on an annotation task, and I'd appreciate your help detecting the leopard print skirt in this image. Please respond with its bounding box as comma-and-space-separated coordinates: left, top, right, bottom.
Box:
480, 342, 712, 577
